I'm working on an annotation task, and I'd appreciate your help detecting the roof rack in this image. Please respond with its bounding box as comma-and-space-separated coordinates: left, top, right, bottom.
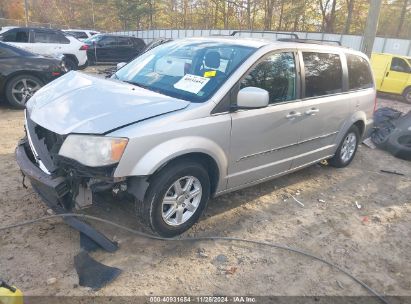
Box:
277, 38, 342, 46
230, 30, 299, 39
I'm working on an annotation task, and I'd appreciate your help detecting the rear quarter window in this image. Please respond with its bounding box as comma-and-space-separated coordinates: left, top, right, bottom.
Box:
346, 53, 374, 90
303, 52, 343, 98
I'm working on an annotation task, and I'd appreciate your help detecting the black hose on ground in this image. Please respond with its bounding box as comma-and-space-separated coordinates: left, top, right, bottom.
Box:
0, 213, 389, 304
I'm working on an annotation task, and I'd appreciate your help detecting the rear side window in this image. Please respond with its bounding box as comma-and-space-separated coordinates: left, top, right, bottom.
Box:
390, 57, 411, 73
1, 29, 29, 43
303, 52, 342, 98
118, 37, 132, 47
241, 52, 296, 104
67, 31, 88, 39
346, 54, 373, 90
34, 31, 70, 44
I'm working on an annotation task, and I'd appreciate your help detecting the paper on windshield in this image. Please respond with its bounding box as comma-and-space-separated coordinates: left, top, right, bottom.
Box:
173, 74, 210, 94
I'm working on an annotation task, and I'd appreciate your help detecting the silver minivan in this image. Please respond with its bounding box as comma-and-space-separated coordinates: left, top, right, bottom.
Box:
16, 37, 376, 237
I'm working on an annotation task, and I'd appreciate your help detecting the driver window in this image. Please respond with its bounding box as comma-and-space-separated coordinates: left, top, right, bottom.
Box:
241, 52, 296, 104
391, 57, 411, 73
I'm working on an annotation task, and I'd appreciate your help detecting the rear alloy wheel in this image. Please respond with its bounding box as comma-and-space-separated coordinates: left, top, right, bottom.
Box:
329, 125, 360, 168
5, 75, 43, 108
403, 87, 411, 104
63, 57, 78, 71
136, 161, 210, 237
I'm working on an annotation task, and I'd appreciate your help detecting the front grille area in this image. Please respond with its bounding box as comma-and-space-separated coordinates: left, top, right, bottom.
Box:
34, 124, 65, 157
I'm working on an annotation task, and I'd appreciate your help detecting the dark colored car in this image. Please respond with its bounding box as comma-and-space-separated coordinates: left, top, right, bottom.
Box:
84, 34, 146, 64
0, 42, 65, 108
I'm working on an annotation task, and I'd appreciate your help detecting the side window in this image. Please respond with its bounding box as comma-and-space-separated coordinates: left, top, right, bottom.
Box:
2, 29, 29, 43
346, 54, 373, 90
34, 31, 70, 44
118, 37, 132, 47
303, 52, 342, 97
241, 52, 296, 104
390, 57, 411, 73
100, 36, 117, 47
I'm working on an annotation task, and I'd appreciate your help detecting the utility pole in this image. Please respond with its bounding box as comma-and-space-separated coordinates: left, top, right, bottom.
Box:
24, 0, 29, 27
361, 0, 383, 57
91, 0, 95, 29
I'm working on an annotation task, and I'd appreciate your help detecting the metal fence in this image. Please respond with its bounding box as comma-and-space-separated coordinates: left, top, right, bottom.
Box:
112, 29, 411, 57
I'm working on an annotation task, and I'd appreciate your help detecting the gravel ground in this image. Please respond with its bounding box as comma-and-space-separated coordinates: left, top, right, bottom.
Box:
0, 67, 410, 300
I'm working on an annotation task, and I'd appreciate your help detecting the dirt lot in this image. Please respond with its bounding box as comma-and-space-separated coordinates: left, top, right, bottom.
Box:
0, 69, 410, 299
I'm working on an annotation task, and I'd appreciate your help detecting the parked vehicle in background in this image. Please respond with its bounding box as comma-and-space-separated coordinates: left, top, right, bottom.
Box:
0, 26, 17, 34
0, 27, 88, 71
0, 42, 65, 108
17, 37, 375, 237
371, 53, 411, 103
84, 34, 145, 64
62, 29, 100, 41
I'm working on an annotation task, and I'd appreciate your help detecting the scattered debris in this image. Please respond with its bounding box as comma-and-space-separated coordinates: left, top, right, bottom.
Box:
362, 216, 369, 224
336, 280, 344, 289
214, 254, 229, 264
197, 248, 208, 258
318, 199, 326, 203
46, 277, 57, 285
225, 266, 238, 275
355, 201, 362, 209
380, 169, 405, 176
290, 195, 304, 207
362, 137, 376, 149
46, 209, 54, 215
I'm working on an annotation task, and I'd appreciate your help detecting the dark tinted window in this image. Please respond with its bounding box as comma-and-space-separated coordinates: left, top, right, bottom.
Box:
67, 31, 88, 39
241, 52, 296, 103
118, 37, 132, 47
303, 52, 342, 97
346, 54, 373, 90
34, 31, 69, 44
1, 29, 29, 43
100, 36, 117, 47
390, 57, 411, 73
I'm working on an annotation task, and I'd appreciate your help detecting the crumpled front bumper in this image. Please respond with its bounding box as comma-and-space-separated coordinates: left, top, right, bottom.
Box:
15, 138, 118, 252
15, 138, 70, 207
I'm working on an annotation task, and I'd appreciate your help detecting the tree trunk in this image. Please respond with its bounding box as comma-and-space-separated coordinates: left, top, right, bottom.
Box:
396, 0, 409, 37
278, 0, 284, 30
344, 0, 355, 34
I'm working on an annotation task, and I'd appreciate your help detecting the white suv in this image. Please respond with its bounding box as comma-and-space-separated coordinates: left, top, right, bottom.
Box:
62, 29, 100, 41
0, 27, 88, 70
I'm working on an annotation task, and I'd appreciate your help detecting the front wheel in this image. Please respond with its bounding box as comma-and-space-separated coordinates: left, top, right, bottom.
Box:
403, 87, 411, 104
136, 161, 210, 237
5, 75, 43, 108
329, 125, 360, 168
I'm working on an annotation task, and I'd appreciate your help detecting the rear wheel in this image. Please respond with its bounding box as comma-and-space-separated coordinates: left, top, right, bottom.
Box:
136, 161, 210, 237
63, 57, 78, 71
403, 87, 411, 104
329, 125, 360, 168
5, 75, 43, 108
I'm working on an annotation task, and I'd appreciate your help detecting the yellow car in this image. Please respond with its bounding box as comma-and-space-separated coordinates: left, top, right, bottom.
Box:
371, 53, 411, 103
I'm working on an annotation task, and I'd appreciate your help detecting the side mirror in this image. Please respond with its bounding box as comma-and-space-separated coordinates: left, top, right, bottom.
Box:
236, 87, 269, 109
116, 62, 127, 70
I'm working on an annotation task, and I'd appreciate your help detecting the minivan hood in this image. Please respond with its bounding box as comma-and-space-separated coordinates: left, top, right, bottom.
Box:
27, 72, 189, 135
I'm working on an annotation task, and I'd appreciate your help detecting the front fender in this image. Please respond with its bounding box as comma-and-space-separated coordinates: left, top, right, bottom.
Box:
115, 136, 228, 190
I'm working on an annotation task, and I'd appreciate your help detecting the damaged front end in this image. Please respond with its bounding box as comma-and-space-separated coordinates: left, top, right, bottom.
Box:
16, 111, 134, 214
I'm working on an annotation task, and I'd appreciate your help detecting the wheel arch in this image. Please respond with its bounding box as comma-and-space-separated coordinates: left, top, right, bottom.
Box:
117, 136, 228, 196
4, 71, 46, 89
402, 85, 411, 96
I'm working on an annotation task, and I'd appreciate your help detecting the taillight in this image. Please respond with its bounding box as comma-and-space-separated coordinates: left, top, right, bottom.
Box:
79, 45, 89, 51
51, 71, 61, 76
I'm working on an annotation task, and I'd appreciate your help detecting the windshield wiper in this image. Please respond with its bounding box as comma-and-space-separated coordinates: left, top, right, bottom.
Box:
123, 80, 150, 90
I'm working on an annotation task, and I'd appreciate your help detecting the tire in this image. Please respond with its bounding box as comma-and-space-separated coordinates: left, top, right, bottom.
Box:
63, 57, 78, 71
136, 161, 210, 237
403, 87, 411, 104
5, 74, 43, 109
386, 131, 411, 161
329, 125, 360, 168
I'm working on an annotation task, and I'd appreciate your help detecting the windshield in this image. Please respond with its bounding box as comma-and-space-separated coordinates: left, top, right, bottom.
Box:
114, 40, 256, 102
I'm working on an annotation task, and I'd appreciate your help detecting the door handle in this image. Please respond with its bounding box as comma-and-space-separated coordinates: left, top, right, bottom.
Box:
286, 111, 302, 119
386, 72, 389, 77
305, 108, 320, 115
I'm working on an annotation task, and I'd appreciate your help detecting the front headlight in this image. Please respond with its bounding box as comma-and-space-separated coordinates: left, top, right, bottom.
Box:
59, 135, 128, 167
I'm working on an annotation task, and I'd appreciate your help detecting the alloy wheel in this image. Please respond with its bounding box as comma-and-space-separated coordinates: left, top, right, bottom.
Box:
161, 176, 202, 226
11, 78, 42, 106
340, 132, 357, 163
